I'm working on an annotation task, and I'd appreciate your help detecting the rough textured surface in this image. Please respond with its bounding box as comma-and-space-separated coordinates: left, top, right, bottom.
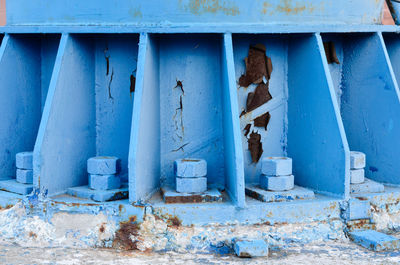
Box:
245, 185, 315, 202
233, 239, 269, 257
67, 184, 128, 202
161, 187, 222, 204
351, 178, 385, 194
349, 230, 400, 251
0, 180, 33, 195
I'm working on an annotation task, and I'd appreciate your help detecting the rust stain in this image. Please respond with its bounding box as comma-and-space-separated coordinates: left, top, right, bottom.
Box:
185, 0, 240, 16
346, 219, 376, 232
113, 220, 141, 250
129, 7, 143, 18
248, 131, 263, 163
262, 0, 320, 15
99, 223, 106, 233
29, 231, 38, 239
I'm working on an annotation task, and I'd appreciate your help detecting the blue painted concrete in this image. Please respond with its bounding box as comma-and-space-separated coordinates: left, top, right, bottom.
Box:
351, 178, 385, 194
233, 239, 268, 258
349, 230, 400, 251
0, 179, 33, 195
67, 184, 129, 202
245, 184, 315, 203
6, 0, 384, 26
345, 198, 371, 220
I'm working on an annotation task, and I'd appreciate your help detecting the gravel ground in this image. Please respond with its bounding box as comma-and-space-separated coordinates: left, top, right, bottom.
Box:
1, 239, 400, 265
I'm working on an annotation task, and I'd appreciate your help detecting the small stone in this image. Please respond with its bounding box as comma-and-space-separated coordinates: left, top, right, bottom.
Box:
346, 198, 371, 220
349, 230, 400, 251
16, 169, 33, 184
176, 177, 207, 193
350, 151, 366, 169
87, 156, 121, 175
174, 158, 207, 178
89, 174, 121, 190
234, 239, 269, 258
260, 175, 294, 191
261, 157, 292, 176
16, 152, 33, 170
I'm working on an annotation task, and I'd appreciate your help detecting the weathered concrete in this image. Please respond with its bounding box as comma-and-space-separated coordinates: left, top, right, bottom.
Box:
349, 230, 400, 251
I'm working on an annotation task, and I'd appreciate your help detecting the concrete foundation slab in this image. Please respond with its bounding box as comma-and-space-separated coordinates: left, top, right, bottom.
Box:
245, 184, 315, 203
67, 184, 128, 202
351, 178, 385, 194
161, 186, 223, 204
0, 179, 33, 195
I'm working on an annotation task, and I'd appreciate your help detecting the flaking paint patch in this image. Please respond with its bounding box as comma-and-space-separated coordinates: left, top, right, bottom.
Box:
184, 0, 240, 16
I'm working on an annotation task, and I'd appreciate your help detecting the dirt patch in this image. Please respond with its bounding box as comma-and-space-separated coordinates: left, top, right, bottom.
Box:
113, 221, 140, 250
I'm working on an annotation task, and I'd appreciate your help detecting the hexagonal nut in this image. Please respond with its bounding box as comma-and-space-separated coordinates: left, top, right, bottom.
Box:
87, 156, 121, 175
16, 169, 33, 184
259, 174, 294, 191
89, 174, 121, 190
16, 152, 33, 170
174, 158, 207, 178
350, 151, 366, 169
261, 157, 292, 176
176, 177, 207, 193
350, 169, 365, 184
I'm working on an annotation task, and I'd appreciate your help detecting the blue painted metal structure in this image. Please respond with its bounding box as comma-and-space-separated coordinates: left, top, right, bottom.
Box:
1, 0, 400, 225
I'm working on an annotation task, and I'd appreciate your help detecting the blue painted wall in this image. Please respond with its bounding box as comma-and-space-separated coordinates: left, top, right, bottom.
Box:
0, 34, 59, 181
333, 32, 400, 185
6, 0, 384, 26
36, 34, 138, 195
288, 34, 349, 198
233, 34, 288, 185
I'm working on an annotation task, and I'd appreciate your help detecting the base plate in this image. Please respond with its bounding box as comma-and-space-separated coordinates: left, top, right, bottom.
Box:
351, 178, 385, 194
67, 184, 128, 202
0, 179, 33, 195
161, 186, 223, 204
245, 184, 315, 202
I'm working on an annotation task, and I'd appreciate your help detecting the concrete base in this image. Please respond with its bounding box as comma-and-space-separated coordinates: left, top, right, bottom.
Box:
0, 179, 33, 195
245, 184, 315, 202
161, 186, 222, 204
351, 178, 385, 194
67, 184, 128, 202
